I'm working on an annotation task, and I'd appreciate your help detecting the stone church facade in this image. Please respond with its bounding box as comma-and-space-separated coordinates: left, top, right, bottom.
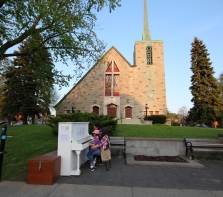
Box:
55, 0, 167, 120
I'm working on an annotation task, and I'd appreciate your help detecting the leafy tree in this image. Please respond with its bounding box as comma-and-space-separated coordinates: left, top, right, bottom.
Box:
218, 72, 223, 99
0, 58, 12, 120
2, 34, 54, 124
188, 37, 223, 126
0, 0, 121, 84
167, 112, 178, 120
166, 108, 178, 125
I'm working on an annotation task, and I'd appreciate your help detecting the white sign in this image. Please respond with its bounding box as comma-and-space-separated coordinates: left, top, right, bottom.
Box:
59, 125, 70, 142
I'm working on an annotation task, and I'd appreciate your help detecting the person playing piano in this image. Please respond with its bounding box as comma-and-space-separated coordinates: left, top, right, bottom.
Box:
93, 122, 102, 131
90, 127, 110, 167
87, 129, 101, 171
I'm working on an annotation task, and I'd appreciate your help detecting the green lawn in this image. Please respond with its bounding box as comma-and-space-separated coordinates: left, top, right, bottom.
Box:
1, 124, 57, 181
115, 124, 223, 138
1, 124, 222, 181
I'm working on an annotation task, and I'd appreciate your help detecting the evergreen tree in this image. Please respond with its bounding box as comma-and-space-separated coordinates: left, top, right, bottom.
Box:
2, 34, 54, 124
218, 72, 223, 99
188, 37, 223, 126
218, 72, 223, 125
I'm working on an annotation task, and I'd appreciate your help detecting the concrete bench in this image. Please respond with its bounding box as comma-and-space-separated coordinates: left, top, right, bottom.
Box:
109, 137, 126, 156
184, 138, 223, 159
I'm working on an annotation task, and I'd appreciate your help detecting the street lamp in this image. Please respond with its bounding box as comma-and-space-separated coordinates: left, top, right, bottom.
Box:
72, 103, 75, 113
145, 104, 148, 117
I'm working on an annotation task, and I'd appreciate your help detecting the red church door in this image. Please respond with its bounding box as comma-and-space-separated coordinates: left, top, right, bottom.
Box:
107, 104, 117, 117
125, 106, 132, 119
93, 106, 99, 115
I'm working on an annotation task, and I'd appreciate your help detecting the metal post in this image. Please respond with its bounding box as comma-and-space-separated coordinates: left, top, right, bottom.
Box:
145, 104, 148, 118
0, 123, 7, 182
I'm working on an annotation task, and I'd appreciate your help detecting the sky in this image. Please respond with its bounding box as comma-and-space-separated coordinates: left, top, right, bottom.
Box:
55, 0, 223, 114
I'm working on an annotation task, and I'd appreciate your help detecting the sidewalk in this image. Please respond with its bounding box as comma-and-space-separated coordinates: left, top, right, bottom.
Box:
0, 181, 223, 197
0, 157, 223, 196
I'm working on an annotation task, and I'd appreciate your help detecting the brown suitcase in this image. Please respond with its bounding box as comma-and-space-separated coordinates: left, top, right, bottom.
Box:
27, 155, 61, 185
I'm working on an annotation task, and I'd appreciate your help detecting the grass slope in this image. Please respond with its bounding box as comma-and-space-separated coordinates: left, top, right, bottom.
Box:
1, 124, 57, 181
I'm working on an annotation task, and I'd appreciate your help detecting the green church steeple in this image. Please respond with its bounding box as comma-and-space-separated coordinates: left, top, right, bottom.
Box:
142, 0, 152, 46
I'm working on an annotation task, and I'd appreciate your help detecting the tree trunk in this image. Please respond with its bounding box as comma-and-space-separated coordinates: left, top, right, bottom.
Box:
23, 114, 28, 125
32, 115, 35, 124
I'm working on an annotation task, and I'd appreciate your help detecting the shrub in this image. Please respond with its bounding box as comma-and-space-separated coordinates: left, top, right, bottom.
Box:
171, 122, 179, 126
47, 111, 118, 136
144, 115, 167, 124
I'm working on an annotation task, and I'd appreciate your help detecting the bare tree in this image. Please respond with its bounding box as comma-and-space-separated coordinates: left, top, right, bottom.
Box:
178, 106, 188, 125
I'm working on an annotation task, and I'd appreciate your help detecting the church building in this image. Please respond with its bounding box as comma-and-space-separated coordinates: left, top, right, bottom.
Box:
55, 0, 167, 122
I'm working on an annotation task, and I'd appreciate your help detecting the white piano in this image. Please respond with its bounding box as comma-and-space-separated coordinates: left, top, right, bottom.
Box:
57, 122, 93, 176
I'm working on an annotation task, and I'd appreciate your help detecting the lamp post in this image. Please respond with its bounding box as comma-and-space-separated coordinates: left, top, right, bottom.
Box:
145, 104, 148, 118
72, 103, 75, 113
0, 123, 7, 182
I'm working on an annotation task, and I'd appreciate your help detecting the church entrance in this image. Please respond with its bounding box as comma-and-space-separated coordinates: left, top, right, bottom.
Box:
93, 106, 99, 115
125, 106, 132, 119
107, 104, 117, 117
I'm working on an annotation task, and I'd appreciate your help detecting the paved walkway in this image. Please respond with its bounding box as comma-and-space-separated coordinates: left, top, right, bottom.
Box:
0, 158, 223, 196
57, 158, 223, 190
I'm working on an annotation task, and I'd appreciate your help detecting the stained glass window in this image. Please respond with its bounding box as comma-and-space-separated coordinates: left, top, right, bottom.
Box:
113, 74, 119, 96
104, 61, 120, 96
105, 74, 112, 96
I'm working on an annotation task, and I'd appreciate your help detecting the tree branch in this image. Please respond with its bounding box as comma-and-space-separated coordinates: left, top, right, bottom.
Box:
0, 0, 7, 9
0, 24, 53, 59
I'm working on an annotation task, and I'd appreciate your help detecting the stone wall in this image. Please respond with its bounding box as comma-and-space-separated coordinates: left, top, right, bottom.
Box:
126, 138, 185, 156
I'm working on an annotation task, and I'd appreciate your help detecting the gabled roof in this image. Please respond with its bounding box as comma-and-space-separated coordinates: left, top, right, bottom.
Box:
54, 46, 133, 108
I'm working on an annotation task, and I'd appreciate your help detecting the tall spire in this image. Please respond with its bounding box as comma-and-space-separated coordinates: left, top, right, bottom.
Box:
142, 0, 152, 45
144, 0, 148, 30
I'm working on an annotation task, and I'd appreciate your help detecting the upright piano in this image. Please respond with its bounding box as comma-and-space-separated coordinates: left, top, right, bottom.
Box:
57, 122, 93, 176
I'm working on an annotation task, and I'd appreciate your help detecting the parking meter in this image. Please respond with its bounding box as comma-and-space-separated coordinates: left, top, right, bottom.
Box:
0, 124, 7, 182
